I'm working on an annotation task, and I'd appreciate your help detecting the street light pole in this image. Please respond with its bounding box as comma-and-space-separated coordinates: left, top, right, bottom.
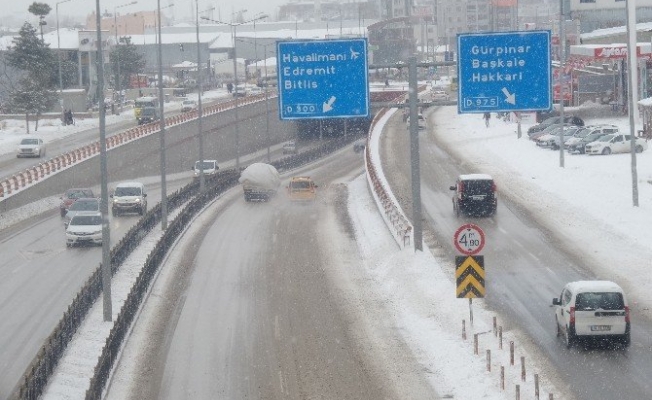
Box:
196, 0, 205, 192
201, 14, 268, 169
157, 0, 168, 229
56, 0, 71, 124
95, 0, 112, 322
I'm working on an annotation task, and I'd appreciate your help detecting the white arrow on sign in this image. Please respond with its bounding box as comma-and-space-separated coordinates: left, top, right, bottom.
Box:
323, 96, 336, 112
501, 88, 516, 105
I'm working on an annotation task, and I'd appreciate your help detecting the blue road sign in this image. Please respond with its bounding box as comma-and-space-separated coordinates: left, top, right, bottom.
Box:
277, 38, 369, 120
457, 31, 551, 114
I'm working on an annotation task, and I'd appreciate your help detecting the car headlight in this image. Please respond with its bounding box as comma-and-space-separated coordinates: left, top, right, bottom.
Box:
134, 198, 141, 202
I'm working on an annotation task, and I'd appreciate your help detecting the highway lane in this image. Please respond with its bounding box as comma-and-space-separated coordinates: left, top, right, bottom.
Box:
105, 145, 440, 400
0, 175, 194, 399
379, 106, 652, 399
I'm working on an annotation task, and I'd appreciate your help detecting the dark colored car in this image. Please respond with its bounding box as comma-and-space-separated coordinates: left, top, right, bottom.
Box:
527, 115, 584, 134
59, 188, 95, 217
137, 107, 160, 125
449, 174, 497, 217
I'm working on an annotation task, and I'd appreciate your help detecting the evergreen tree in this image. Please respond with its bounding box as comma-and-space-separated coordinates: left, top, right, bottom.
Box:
6, 22, 58, 132
109, 37, 146, 90
28, 2, 51, 40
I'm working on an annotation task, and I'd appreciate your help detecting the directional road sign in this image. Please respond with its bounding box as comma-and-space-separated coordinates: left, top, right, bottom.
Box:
457, 30, 552, 114
277, 38, 369, 120
453, 223, 486, 256
456, 256, 485, 298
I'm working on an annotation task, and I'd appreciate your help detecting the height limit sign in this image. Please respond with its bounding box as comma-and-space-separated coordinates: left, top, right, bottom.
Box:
453, 223, 485, 255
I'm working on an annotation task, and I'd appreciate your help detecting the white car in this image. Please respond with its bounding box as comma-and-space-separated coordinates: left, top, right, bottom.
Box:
17, 137, 46, 158
66, 212, 103, 247
193, 159, 219, 176
181, 99, 197, 112
406, 114, 426, 130
564, 125, 619, 151
535, 126, 582, 149
431, 90, 450, 101
585, 133, 648, 155
552, 280, 630, 348
283, 141, 298, 155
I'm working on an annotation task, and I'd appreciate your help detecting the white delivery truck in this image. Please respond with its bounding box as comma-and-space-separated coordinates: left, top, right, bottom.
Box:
239, 163, 281, 202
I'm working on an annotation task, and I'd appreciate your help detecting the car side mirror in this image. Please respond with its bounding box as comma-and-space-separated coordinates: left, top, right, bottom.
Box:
552, 298, 561, 306
143, 193, 147, 197
449, 185, 456, 191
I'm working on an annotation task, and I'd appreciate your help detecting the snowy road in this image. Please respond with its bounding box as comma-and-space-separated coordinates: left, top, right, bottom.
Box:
106, 145, 440, 399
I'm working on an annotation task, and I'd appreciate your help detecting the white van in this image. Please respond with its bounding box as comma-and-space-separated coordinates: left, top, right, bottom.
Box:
552, 280, 630, 348
193, 160, 219, 177
111, 182, 147, 216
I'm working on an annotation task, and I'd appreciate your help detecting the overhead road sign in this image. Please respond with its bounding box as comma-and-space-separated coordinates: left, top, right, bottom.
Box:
457, 30, 552, 114
277, 38, 370, 120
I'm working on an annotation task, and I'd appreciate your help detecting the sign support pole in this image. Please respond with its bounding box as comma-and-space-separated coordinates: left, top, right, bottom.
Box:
408, 56, 423, 251
469, 298, 474, 329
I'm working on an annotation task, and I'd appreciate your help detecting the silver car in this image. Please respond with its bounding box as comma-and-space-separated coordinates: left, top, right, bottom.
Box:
16, 137, 46, 158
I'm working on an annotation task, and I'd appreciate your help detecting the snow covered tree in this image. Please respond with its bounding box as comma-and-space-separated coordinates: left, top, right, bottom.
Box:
28, 2, 51, 40
6, 22, 58, 132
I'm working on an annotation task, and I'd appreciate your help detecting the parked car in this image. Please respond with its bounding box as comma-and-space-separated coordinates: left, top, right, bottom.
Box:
585, 134, 648, 155
181, 99, 197, 112
137, 107, 160, 125
527, 115, 584, 134
63, 197, 100, 228
528, 123, 573, 141
431, 90, 450, 101
449, 174, 497, 217
565, 125, 619, 152
568, 131, 613, 154
283, 141, 298, 155
287, 176, 318, 202
535, 126, 582, 149
552, 280, 630, 348
66, 212, 103, 247
60, 188, 95, 217
192, 159, 219, 176
16, 137, 46, 158
111, 181, 147, 216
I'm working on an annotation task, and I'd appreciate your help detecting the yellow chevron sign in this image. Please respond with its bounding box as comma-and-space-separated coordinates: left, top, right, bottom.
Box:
456, 256, 485, 298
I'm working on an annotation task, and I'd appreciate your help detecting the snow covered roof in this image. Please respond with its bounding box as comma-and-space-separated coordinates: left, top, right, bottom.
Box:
581, 22, 652, 40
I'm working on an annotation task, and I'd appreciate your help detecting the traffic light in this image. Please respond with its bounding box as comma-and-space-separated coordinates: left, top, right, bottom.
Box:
179, 44, 184, 52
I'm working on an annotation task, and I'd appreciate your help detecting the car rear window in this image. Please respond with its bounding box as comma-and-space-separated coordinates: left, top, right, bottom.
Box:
291, 181, 311, 189
70, 200, 99, 211
575, 292, 624, 311
462, 180, 494, 195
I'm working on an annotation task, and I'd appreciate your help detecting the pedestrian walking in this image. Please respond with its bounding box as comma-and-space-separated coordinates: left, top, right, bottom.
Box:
483, 112, 491, 127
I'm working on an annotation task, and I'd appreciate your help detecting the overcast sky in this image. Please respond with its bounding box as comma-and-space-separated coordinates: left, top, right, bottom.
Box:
6, 0, 285, 25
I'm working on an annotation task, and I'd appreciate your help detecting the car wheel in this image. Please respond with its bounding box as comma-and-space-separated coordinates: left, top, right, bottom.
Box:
621, 332, 631, 348
602, 147, 612, 155
635, 145, 644, 153
555, 318, 561, 337
66, 242, 72, 248
60, 209, 66, 217
112, 208, 118, 217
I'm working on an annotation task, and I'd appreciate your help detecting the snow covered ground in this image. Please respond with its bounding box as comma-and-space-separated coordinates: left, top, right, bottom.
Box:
3, 92, 651, 399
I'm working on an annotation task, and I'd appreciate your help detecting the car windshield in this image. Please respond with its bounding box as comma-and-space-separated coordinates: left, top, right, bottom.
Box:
195, 161, 215, 170
21, 139, 39, 145
69, 215, 102, 226
583, 133, 604, 142
597, 134, 615, 142
142, 109, 157, 116
115, 187, 141, 196
69, 200, 99, 211
575, 292, 624, 310
67, 189, 93, 199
